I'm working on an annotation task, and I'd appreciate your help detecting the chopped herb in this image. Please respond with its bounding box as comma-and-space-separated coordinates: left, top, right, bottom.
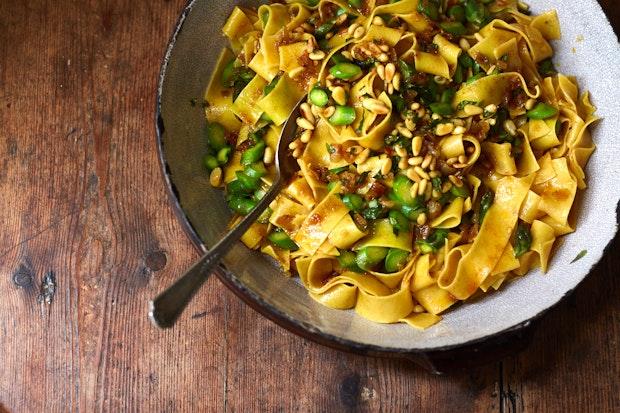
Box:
571, 250, 588, 263
479, 191, 493, 224
457, 100, 480, 111
416, 229, 449, 254
514, 223, 532, 258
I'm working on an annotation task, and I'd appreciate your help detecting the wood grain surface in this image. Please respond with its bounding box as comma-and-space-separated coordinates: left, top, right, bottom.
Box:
0, 1, 618, 411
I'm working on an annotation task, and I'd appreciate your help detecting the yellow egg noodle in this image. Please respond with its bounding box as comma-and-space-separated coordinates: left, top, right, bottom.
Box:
202, 0, 597, 329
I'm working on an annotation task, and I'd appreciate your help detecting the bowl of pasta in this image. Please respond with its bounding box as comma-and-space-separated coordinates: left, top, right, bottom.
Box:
156, 0, 620, 370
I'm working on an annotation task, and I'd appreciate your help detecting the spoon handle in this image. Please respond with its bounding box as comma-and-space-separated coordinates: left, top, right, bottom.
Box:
149, 177, 283, 328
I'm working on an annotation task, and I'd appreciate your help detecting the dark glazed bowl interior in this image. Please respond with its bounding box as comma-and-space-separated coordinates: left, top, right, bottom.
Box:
157, 0, 620, 353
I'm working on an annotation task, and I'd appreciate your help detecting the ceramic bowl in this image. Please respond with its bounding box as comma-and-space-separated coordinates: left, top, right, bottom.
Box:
156, 0, 620, 371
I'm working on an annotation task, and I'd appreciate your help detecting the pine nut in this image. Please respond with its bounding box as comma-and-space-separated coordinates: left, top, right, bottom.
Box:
300, 103, 315, 123
410, 182, 419, 198
449, 175, 463, 187
376, 64, 385, 80
463, 104, 483, 116
408, 156, 423, 166
209, 167, 222, 187
348, 23, 360, 36
322, 105, 336, 118
296, 117, 314, 130
292, 147, 303, 158
300, 129, 312, 143
525, 98, 537, 110
486, 65, 497, 75
418, 179, 428, 196
311, 104, 322, 117
355, 148, 371, 165
308, 50, 326, 61
397, 125, 412, 138
362, 98, 389, 115
436, 123, 454, 136
373, 16, 384, 26
453, 126, 466, 135
459, 38, 470, 51
411, 136, 423, 156
392, 72, 401, 91
416, 212, 427, 226
395, 145, 408, 158
504, 119, 517, 136
384, 63, 395, 82
379, 44, 390, 53
398, 158, 409, 170
289, 139, 299, 150
377, 53, 389, 62
381, 157, 392, 175
353, 26, 366, 39
332, 86, 347, 106
406, 168, 421, 182
488, 118, 497, 126
421, 154, 433, 169
263, 147, 275, 165
405, 117, 415, 131
414, 166, 430, 180
434, 76, 449, 85
484, 104, 498, 114
411, 102, 420, 110
442, 181, 453, 193
342, 50, 352, 60
387, 83, 394, 95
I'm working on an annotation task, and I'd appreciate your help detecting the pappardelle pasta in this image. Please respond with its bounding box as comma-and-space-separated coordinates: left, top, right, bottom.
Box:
203, 0, 596, 329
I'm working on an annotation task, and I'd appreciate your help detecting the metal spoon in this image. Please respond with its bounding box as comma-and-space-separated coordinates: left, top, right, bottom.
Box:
149, 100, 304, 328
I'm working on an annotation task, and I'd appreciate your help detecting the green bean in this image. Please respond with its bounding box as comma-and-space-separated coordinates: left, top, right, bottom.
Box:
417, 0, 439, 21
389, 210, 410, 232
338, 250, 363, 272
235, 171, 261, 191
342, 193, 365, 212
217, 146, 232, 165
240, 140, 266, 165
315, 18, 335, 38
479, 191, 493, 224
355, 247, 388, 271
257, 207, 272, 224
458, 53, 475, 68
245, 162, 267, 179
330, 53, 350, 65
450, 184, 470, 198
227, 179, 252, 196
384, 249, 410, 273
392, 175, 416, 205
453, 63, 464, 84
329, 62, 362, 80
429, 102, 454, 116
440, 88, 456, 104
228, 196, 257, 215
205, 122, 227, 150
263, 76, 279, 95
253, 187, 267, 200
465, 0, 487, 26
203, 154, 219, 171
220, 59, 235, 87
347, 0, 362, 8
513, 223, 532, 257
416, 229, 449, 254
526, 102, 558, 120
309, 87, 329, 107
440, 21, 467, 36
268, 230, 299, 251
448, 5, 466, 22
329, 106, 356, 126
466, 72, 486, 84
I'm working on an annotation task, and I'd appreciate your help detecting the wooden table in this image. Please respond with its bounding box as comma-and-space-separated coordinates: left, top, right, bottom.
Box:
0, 1, 618, 411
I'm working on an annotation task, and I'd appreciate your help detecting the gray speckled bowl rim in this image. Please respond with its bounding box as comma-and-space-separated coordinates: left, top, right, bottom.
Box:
155, 0, 620, 355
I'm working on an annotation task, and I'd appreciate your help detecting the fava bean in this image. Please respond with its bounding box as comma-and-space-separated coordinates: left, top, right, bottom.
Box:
384, 249, 409, 273
329, 105, 356, 126
309, 87, 329, 107
329, 62, 362, 80
526, 102, 558, 119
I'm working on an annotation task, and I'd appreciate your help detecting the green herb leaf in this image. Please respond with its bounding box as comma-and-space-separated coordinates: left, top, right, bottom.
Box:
513, 223, 532, 258
571, 250, 588, 264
